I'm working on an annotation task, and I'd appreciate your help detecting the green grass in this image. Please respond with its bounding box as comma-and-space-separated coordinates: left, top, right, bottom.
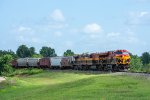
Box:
0, 69, 150, 100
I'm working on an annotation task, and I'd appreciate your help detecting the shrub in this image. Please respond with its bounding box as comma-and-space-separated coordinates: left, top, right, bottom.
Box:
0, 54, 14, 76
129, 55, 143, 72
142, 64, 150, 73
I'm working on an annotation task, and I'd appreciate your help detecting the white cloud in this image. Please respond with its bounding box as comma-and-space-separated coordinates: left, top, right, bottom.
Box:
127, 11, 149, 25
129, 11, 149, 18
34, 23, 68, 33
18, 26, 31, 32
34, 9, 67, 32
83, 23, 103, 34
16, 26, 33, 33
50, 9, 65, 22
53, 31, 62, 37
14, 26, 41, 44
105, 31, 140, 45
139, 11, 149, 17
17, 35, 41, 44
106, 32, 122, 42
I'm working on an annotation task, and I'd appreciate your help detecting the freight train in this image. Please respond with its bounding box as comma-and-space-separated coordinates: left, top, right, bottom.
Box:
11, 50, 131, 71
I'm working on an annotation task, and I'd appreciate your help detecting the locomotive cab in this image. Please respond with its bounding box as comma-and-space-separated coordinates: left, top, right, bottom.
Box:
114, 50, 130, 65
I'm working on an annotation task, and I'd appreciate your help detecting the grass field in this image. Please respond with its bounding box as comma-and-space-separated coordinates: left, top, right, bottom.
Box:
0, 69, 150, 100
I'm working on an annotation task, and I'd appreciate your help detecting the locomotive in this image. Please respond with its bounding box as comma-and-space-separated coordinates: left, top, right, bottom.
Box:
11, 50, 131, 71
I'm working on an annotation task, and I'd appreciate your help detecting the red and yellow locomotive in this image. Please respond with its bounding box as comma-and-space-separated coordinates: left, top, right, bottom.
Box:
73, 50, 130, 71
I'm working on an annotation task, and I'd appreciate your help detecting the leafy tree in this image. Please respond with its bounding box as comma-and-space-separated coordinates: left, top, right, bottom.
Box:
32, 54, 43, 58
142, 63, 150, 73
129, 55, 143, 72
7, 50, 17, 58
40, 46, 57, 57
16, 45, 31, 58
141, 52, 150, 65
29, 47, 36, 57
63, 49, 74, 56
0, 54, 14, 76
0, 49, 17, 58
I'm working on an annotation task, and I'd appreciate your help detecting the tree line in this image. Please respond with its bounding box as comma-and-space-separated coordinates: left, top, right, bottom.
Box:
0, 44, 150, 76
0, 44, 150, 66
130, 52, 150, 72
16, 45, 74, 58
0, 44, 74, 59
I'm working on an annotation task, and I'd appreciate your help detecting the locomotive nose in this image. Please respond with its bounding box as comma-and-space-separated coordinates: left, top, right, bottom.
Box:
116, 55, 130, 64
122, 55, 130, 64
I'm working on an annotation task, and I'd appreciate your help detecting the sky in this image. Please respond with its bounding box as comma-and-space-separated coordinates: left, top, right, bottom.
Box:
0, 0, 150, 56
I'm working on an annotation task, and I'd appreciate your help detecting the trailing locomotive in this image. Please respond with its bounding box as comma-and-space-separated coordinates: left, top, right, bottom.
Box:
11, 50, 131, 71
73, 50, 130, 71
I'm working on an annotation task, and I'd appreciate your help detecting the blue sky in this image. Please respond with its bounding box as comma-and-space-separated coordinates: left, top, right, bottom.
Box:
0, 0, 150, 56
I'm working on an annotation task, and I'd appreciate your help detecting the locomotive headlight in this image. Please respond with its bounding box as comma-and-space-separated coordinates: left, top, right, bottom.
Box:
126, 59, 130, 62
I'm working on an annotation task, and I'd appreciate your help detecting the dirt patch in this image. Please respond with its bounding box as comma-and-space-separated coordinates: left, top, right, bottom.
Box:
0, 77, 6, 83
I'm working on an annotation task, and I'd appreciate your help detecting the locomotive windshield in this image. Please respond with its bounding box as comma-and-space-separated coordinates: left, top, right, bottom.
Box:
115, 51, 129, 55
115, 51, 122, 54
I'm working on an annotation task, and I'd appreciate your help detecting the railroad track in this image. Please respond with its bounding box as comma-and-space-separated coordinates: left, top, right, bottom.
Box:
47, 69, 150, 78
122, 72, 150, 78
47, 69, 115, 74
